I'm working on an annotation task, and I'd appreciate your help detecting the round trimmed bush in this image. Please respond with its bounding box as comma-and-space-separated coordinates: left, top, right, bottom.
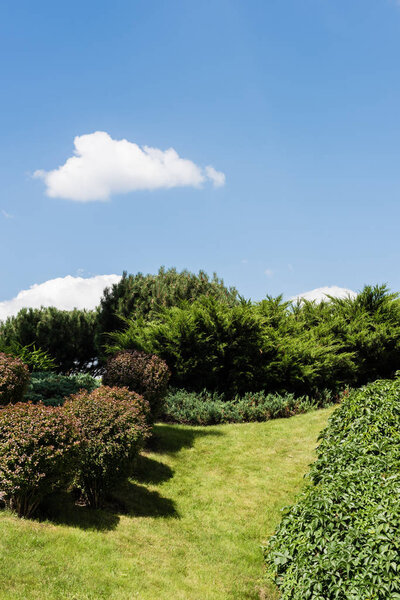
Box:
103, 350, 170, 420
0, 403, 78, 517
64, 386, 150, 508
0, 352, 30, 405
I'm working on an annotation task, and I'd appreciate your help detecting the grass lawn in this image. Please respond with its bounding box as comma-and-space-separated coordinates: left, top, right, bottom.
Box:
0, 407, 335, 600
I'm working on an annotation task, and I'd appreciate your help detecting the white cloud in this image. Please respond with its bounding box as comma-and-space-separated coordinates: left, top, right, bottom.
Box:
0, 274, 122, 322
34, 131, 226, 201
291, 285, 357, 304
1, 209, 14, 219
264, 268, 274, 277
205, 165, 225, 187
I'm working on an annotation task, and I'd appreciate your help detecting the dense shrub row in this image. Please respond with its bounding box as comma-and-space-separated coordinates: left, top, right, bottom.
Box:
264, 377, 400, 599
162, 388, 338, 425
0, 387, 150, 516
2, 271, 400, 399
25, 371, 100, 406
108, 284, 400, 397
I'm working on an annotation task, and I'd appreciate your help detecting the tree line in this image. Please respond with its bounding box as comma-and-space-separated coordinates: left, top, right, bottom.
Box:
1, 267, 399, 397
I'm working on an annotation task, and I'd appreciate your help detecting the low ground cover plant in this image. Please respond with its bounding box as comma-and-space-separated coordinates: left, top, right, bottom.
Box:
0, 403, 77, 517
103, 350, 170, 420
64, 386, 150, 508
25, 371, 100, 406
163, 388, 337, 425
0, 352, 30, 405
264, 377, 400, 599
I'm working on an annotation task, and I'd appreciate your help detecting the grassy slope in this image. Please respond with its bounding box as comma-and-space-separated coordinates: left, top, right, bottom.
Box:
0, 407, 335, 600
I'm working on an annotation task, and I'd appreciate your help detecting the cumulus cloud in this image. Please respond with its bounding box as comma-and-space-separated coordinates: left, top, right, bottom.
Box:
34, 131, 226, 201
0, 274, 122, 321
291, 285, 357, 304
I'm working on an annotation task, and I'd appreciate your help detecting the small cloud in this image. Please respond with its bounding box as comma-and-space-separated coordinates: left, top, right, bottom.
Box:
34, 131, 226, 202
241, 259, 248, 264
264, 268, 274, 277
0, 274, 122, 322
1, 209, 14, 219
291, 286, 357, 304
205, 165, 225, 188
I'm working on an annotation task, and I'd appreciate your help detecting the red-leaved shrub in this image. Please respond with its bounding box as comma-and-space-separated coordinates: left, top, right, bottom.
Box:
64, 386, 150, 508
0, 403, 78, 517
0, 352, 30, 405
103, 350, 170, 420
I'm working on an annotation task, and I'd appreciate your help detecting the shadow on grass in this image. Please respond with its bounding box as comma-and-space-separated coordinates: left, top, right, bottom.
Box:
24, 424, 220, 531
39, 492, 121, 532
39, 452, 179, 531
134, 454, 174, 485
115, 480, 178, 519
149, 423, 224, 454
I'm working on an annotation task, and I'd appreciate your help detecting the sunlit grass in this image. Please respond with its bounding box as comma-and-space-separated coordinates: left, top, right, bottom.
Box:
0, 407, 335, 599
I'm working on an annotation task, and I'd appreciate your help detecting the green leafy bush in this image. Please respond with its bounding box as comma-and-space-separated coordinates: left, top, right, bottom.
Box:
25, 371, 100, 406
0, 403, 77, 517
162, 388, 337, 425
0, 352, 30, 405
264, 377, 400, 599
103, 350, 170, 420
64, 386, 150, 508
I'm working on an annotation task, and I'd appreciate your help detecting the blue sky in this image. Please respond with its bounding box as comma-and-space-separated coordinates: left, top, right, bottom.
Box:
1, 0, 400, 311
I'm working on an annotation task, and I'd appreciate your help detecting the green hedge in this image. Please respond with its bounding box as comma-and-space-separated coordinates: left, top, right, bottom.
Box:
162, 388, 337, 425
25, 372, 100, 406
264, 377, 400, 599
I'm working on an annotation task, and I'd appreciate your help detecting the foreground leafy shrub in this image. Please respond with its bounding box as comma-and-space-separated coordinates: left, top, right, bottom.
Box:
64, 386, 150, 508
25, 371, 100, 406
0, 352, 30, 405
264, 378, 400, 599
103, 350, 170, 420
163, 388, 337, 425
0, 403, 77, 517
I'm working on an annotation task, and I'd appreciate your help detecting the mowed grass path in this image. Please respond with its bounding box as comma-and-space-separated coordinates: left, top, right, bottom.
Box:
0, 407, 335, 600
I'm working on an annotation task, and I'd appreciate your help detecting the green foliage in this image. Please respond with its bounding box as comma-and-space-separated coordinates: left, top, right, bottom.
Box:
0, 307, 98, 374
108, 296, 266, 396
0, 403, 77, 517
25, 371, 100, 406
96, 267, 239, 359
264, 377, 400, 599
103, 350, 170, 420
63, 386, 150, 508
0, 352, 30, 405
163, 388, 337, 425
109, 284, 400, 397
0, 338, 55, 371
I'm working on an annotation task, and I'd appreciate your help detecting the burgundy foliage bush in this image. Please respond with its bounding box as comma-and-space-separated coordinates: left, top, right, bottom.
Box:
103, 350, 170, 420
0, 403, 78, 517
0, 352, 30, 405
64, 386, 150, 508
